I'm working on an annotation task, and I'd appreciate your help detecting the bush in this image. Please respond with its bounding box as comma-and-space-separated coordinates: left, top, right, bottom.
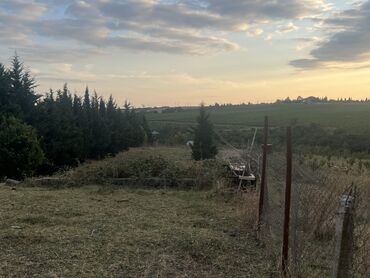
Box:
0, 116, 44, 179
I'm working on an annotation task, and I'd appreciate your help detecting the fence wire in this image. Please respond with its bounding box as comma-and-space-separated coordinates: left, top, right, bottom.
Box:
257, 150, 370, 278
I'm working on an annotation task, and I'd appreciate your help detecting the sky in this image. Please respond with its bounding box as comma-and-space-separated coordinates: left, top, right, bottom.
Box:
1, 0, 370, 106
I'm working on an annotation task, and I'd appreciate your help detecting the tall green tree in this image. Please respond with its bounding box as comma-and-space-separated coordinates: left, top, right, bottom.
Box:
106, 95, 129, 153
0, 56, 150, 172
191, 103, 217, 160
124, 101, 145, 147
0, 63, 11, 115
8, 55, 39, 121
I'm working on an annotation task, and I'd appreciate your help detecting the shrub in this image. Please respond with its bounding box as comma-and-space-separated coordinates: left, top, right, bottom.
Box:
0, 116, 44, 179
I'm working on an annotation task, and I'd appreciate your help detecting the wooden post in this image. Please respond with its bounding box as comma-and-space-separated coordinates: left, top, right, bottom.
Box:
331, 193, 354, 278
257, 116, 268, 236
281, 126, 292, 277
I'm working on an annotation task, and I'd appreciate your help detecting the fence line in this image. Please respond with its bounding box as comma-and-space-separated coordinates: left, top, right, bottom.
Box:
251, 116, 369, 278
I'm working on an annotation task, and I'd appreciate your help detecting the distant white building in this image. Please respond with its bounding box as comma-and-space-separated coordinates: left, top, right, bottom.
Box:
186, 140, 194, 147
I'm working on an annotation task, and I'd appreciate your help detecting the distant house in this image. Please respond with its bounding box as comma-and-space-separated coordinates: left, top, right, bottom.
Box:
186, 140, 194, 147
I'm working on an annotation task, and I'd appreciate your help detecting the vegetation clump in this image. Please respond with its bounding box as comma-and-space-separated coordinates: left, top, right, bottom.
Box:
60, 147, 226, 188
0, 116, 44, 179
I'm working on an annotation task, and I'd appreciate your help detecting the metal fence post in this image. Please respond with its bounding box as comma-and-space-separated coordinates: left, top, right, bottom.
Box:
257, 116, 268, 238
331, 193, 355, 278
290, 181, 301, 277
281, 126, 293, 277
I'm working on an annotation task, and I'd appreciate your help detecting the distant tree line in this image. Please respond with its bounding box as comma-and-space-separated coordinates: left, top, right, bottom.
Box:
0, 56, 152, 179
275, 96, 370, 104
143, 96, 370, 114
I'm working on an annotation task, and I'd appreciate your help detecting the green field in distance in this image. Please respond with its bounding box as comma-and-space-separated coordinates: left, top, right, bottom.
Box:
146, 103, 370, 132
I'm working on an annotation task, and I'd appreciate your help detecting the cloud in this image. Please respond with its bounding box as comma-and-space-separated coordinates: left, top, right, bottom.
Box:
0, 0, 328, 57
291, 1, 370, 69
206, 0, 327, 21
277, 22, 299, 33
1, 0, 47, 19
36, 63, 98, 83
14, 46, 106, 63
247, 28, 264, 37
289, 59, 320, 68
293, 36, 321, 51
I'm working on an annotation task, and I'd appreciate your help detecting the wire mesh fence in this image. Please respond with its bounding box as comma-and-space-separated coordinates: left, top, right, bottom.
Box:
256, 137, 370, 277
217, 117, 369, 277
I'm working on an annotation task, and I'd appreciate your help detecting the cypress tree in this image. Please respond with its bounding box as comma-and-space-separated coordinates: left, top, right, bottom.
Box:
0, 56, 150, 173
191, 103, 217, 160
0, 63, 11, 115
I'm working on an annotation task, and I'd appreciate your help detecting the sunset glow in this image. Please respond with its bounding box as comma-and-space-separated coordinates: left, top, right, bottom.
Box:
1, 0, 369, 106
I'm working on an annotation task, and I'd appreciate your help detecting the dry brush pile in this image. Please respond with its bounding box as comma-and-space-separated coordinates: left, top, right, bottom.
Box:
43, 147, 228, 189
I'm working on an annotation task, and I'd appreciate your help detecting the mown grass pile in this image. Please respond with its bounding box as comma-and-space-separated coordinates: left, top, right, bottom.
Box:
60, 147, 226, 188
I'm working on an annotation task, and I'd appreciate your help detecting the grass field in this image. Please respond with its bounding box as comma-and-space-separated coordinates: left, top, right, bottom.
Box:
146, 103, 370, 132
1, 146, 368, 277
0, 185, 273, 277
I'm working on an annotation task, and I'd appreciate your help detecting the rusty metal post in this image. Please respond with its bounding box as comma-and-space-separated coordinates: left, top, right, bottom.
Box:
281, 126, 292, 277
257, 116, 268, 236
331, 193, 355, 278
290, 181, 301, 277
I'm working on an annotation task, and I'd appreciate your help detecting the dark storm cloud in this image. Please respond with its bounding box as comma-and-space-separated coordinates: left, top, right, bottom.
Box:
291, 1, 370, 69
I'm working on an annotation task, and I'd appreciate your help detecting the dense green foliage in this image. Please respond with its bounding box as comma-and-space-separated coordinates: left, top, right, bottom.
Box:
191, 104, 217, 160
0, 56, 151, 178
0, 116, 44, 178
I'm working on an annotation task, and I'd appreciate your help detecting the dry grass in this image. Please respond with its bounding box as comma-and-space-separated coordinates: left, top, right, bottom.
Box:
54, 147, 226, 189
0, 185, 272, 277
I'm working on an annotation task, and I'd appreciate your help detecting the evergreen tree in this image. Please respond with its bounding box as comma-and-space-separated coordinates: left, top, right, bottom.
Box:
8, 55, 39, 121
124, 101, 145, 147
0, 56, 149, 172
36, 85, 83, 166
73, 94, 88, 160
83, 86, 91, 112
81, 86, 92, 158
191, 103, 217, 160
99, 98, 106, 118
106, 95, 128, 153
0, 63, 11, 115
